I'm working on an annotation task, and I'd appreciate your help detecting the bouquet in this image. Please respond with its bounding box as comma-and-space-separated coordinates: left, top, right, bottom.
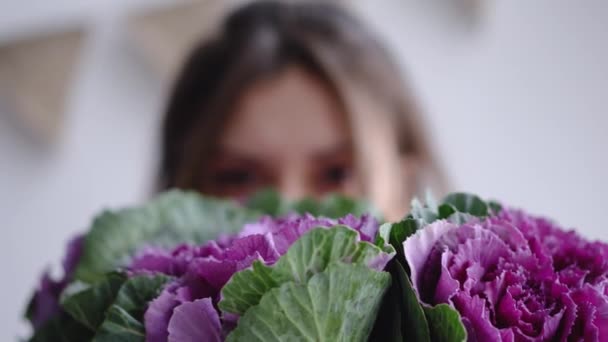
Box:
24, 190, 608, 341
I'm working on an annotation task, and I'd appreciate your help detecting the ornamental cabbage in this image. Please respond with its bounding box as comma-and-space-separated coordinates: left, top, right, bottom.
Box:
131, 214, 387, 341
404, 208, 608, 340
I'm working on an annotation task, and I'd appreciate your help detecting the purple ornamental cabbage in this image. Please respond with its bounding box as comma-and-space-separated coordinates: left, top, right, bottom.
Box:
404, 208, 608, 341
28, 235, 84, 328
132, 213, 380, 342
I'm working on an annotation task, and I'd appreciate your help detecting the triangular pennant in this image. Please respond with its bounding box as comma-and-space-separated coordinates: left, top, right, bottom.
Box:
0, 29, 84, 144
128, 0, 247, 82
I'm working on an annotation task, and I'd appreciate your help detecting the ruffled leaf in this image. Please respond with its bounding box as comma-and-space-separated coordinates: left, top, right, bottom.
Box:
226, 263, 390, 342
59, 271, 170, 342
219, 226, 394, 316
110, 274, 172, 321
92, 274, 172, 341
74, 190, 261, 283
403, 220, 456, 292
92, 306, 145, 342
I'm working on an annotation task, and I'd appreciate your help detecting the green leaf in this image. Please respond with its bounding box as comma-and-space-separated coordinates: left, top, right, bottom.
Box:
61, 272, 127, 330
92, 274, 171, 342
423, 304, 467, 342
110, 274, 172, 321
442, 193, 488, 217
220, 226, 392, 315
424, 190, 439, 214
246, 189, 379, 219
313, 194, 377, 219
226, 263, 391, 342
60, 272, 171, 341
398, 262, 431, 341
437, 204, 457, 219
217, 260, 279, 316
379, 219, 420, 247
410, 199, 438, 224
446, 212, 476, 225
488, 200, 502, 214
92, 306, 145, 342
25, 289, 38, 324
378, 219, 420, 271
246, 188, 282, 216
369, 260, 430, 342
74, 190, 261, 283
290, 198, 322, 216
369, 278, 403, 342
28, 313, 93, 342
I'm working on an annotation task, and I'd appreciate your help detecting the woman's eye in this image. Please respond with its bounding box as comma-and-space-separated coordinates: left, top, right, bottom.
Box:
205, 164, 267, 199
320, 165, 351, 188
212, 169, 257, 187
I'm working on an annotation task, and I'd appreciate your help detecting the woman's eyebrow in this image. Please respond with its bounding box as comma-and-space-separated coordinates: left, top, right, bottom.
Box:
212, 145, 257, 160
312, 142, 353, 161
211, 154, 258, 166
210, 148, 273, 171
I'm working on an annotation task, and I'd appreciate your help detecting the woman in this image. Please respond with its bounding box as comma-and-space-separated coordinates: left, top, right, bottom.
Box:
158, 0, 444, 220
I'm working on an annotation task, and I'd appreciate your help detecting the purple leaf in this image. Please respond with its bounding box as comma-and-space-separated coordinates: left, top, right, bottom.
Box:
168, 298, 222, 342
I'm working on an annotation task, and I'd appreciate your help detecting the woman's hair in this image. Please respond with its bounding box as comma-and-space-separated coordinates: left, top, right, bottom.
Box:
159, 0, 445, 215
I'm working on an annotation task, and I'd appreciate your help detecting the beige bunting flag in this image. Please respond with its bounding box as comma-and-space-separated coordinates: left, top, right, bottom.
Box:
0, 29, 84, 145
127, 0, 247, 82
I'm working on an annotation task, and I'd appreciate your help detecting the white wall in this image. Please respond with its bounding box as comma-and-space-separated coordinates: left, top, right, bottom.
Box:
1, 0, 607, 339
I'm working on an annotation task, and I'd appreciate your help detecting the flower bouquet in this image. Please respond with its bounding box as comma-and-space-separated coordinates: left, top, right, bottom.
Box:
24, 191, 608, 341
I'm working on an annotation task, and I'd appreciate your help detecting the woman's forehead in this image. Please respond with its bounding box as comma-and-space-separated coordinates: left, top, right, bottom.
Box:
219, 66, 352, 160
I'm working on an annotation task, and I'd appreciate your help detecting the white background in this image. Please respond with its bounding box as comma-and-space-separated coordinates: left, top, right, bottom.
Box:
1, 0, 607, 339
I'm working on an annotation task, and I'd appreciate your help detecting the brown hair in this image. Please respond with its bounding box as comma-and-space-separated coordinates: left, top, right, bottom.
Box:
159, 0, 445, 217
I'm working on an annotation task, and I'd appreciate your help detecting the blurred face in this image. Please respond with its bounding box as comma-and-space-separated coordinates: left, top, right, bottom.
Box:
203, 66, 361, 201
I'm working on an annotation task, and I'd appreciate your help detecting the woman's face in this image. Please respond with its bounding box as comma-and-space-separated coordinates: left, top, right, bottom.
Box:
203, 66, 362, 201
